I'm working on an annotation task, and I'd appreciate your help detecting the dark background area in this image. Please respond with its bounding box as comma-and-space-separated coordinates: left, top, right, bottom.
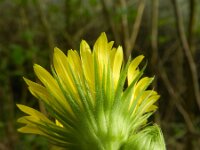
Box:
0, 0, 200, 149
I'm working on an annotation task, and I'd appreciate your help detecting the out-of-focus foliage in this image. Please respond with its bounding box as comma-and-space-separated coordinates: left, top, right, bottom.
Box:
0, 0, 200, 149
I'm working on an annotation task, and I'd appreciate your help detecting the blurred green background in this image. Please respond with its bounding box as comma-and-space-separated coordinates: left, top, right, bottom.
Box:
0, 0, 200, 149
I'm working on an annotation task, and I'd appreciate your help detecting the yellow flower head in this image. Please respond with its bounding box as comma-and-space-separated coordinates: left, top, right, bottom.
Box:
17, 33, 165, 150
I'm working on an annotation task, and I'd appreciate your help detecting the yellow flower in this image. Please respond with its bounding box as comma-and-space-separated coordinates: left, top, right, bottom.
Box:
17, 33, 165, 150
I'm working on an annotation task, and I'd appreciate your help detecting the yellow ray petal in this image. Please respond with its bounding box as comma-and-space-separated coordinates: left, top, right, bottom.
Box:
18, 125, 45, 135
137, 90, 158, 105
112, 46, 123, 88
134, 77, 154, 97
129, 77, 154, 109
147, 105, 158, 112
33, 64, 74, 115
110, 48, 117, 64
18, 116, 37, 124
55, 119, 63, 128
130, 90, 158, 111
139, 95, 160, 114
53, 48, 77, 94
128, 55, 144, 85
54, 48, 83, 108
93, 32, 110, 77
17, 104, 50, 122
80, 40, 94, 81
33, 64, 63, 98
24, 77, 51, 104
93, 32, 108, 56
80, 40, 95, 95
108, 41, 114, 50
67, 50, 82, 75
